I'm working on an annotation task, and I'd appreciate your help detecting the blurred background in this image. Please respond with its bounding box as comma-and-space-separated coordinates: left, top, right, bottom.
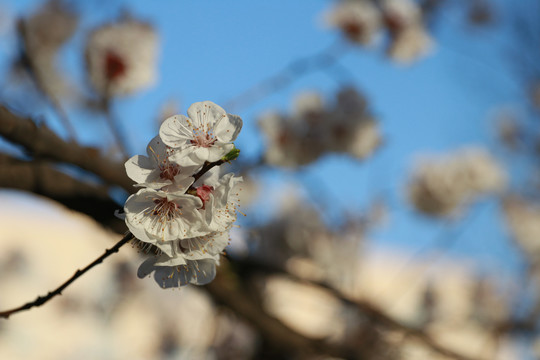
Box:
0, 0, 539, 359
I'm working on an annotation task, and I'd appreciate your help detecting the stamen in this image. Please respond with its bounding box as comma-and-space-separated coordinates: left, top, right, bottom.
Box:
150, 197, 181, 221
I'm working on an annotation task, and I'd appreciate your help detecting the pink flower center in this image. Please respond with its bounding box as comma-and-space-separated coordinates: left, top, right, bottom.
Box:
196, 185, 214, 209
342, 20, 365, 40
152, 198, 180, 220
105, 50, 127, 81
383, 13, 405, 36
159, 161, 180, 181
190, 130, 216, 148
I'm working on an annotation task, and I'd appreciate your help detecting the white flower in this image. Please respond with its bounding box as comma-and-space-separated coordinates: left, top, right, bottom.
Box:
178, 231, 230, 258
382, 0, 422, 30
325, 0, 381, 45
137, 229, 229, 288
336, 87, 368, 114
457, 148, 506, 194
124, 188, 210, 255
346, 119, 382, 159
124, 136, 199, 191
193, 171, 243, 232
85, 19, 158, 97
138, 253, 219, 288
292, 92, 325, 118
258, 87, 380, 167
503, 197, 540, 258
258, 112, 297, 167
381, 0, 433, 63
159, 101, 243, 166
387, 24, 433, 63
407, 147, 506, 217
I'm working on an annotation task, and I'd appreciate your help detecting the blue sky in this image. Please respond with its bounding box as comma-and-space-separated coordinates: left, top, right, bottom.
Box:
0, 0, 527, 276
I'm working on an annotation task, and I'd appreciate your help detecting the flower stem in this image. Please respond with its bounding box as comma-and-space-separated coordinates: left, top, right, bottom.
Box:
224, 39, 351, 112
0, 232, 134, 319
192, 160, 225, 184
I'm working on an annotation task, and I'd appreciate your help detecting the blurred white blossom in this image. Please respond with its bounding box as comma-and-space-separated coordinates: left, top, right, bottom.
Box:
382, 0, 433, 63
503, 197, 540, 259
323, 0, 433, 63
325, 0, 381, 45
259, 87, 381, 167
85, 18, 158, 97
408, 147, 506, 216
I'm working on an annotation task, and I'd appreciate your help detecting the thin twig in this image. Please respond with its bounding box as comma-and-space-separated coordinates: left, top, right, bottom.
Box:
0, 232, 134, 319
224, 39, 351, 112
192, 159, 225, 184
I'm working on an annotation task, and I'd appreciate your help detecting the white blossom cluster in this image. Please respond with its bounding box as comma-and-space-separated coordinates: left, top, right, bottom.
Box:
259, 87, 381, 167
503, 197, 540, 261
123, 101, 243, 288
325, 0, 433, 63
85, 18, 158, 97
407, 147, 506, 217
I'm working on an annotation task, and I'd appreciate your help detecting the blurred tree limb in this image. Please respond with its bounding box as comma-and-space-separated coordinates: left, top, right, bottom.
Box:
231, 257, 481, 360
0, 105, 133, 191
0, 153, 125, 233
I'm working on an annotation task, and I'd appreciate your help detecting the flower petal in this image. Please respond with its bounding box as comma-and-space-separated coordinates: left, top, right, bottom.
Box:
180, 231, 229, 256
192, 147, 211, 163
189, 258, 217, 285
187, 101, 227, 129
215, 113, 243, 143
137, 257, 157, 278
194, 166, 220, 187
159, 114, 193, 148
125, 155, 154, 184
206, 144, 232, 162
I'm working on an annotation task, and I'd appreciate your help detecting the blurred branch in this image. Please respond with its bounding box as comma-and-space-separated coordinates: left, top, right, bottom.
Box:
0, 154, 125, 233
0, 105, 133, 191
232, 256, 481, 360
206, 263, 357, 359
0, 232, 134, 319
224, 40, 351, 112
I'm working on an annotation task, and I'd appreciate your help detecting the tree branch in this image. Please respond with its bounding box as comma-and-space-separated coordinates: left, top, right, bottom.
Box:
0, 105, 133, 191
206, 263, 358, 359
0, 154, 125, 232
0, 232, 134, 319
231, 256, 481, 360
